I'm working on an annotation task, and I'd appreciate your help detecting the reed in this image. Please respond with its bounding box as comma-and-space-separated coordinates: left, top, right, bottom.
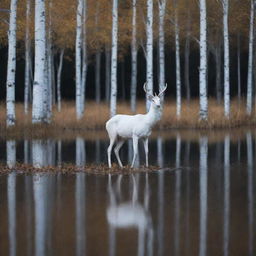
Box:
0, 99, 255, 138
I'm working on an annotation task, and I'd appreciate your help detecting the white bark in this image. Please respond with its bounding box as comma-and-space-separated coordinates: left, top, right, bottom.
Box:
7, 140, 16, 168
247, 0, 254, 115
174, 0, 181, 118
24, 0, 32, 115
158, 0, 166, 103
223, 0, 230, 118
57, 49, 64, 112
33, 0, 47, 123
110, 0, 118, 117
76, 0, 84, 119
199, 136, 208, 256
199, 0, 208, 120
130, 0, 137, 112
146, 0, 154, 111
6, 0, 17, 126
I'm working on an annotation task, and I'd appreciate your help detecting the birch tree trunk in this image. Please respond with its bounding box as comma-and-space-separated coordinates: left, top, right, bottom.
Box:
199, 0, 208, 120
110, 0, 118, 117
32, 0, 47, 123
46, 0, 53, 122
223, 0, 230, 118
130, 0, 137, 112
174, 0, 181, 118
247, 0, 254, 115
81, 0, 87, 113
6, 0, 17, 126
75, 0, 84, 119
57, 48, 64, 112
158, 0, 166, 103
24, 0, 31, 115
146, 0, 154, 111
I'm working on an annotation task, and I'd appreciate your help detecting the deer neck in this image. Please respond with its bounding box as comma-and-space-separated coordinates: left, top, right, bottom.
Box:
145, 104, 162, 126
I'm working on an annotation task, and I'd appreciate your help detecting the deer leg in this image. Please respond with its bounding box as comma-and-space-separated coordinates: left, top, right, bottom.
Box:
114, 140, 125, 168
107, 136, 116, 168
143, 138, 149, 167
131, 136, 139, 168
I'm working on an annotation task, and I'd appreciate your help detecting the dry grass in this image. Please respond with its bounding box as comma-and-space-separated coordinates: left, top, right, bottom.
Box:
0, 99, 255, 138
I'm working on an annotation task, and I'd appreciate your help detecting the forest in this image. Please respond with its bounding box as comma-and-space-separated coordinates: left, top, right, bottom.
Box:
0, 0, 255, 127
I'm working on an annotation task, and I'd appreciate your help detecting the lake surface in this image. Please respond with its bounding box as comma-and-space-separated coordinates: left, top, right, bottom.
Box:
0, 129, 255, 255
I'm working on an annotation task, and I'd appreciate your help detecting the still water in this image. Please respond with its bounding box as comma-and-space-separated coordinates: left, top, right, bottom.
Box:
0, 130, 255, 255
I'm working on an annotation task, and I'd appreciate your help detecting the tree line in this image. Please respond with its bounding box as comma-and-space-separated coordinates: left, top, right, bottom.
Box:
0, 0, 254, 126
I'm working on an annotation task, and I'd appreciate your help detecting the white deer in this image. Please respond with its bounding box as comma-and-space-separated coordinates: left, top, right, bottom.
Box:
106, 83, 167, 168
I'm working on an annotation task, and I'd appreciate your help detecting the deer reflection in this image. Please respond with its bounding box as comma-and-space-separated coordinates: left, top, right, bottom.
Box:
107, 174, 153, 256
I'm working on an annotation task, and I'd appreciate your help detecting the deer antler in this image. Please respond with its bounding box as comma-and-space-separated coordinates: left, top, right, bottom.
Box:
143, 82, 154, 98
158, 83, 167, 97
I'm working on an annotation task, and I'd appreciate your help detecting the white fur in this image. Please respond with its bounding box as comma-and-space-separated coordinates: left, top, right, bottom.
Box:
106, 95, 163, 168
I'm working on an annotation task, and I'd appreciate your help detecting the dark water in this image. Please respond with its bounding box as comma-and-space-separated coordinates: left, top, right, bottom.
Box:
0, 130, 255, 255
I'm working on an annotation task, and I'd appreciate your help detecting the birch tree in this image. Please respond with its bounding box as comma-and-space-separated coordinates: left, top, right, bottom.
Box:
110, 0, 118, 117
199, 0, 208, 120
6, 0, 17, 126
24, 0, 32, 115
222, 0, 230, 118
130, 0, 137, 112
174, 0, 181, 118
246, 0, 254, 115
75, 0, 84, 119
158, 0, 166, 103
146, 0, 154, 111
32, 0, 47, 123
57, 48, 64, 112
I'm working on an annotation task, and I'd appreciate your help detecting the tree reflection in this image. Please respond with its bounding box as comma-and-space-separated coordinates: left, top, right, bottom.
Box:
7, 140, 16, 256
246, 132, 253, 255
199, 136, 208, 256
223, 135, 230, 256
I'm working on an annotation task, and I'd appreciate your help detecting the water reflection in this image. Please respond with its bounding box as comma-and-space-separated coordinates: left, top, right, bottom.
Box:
246, 132, 254, 255
0, 131, 255, 255
107, 175, 153, 256
199, 136, 208, 256
223, 135, 230, 256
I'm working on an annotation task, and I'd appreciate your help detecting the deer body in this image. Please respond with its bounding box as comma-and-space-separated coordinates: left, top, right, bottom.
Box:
106, 83, 167, 168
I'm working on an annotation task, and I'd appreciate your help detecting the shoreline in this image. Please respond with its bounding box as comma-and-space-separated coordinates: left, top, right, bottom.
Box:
0, 99, 255, 138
